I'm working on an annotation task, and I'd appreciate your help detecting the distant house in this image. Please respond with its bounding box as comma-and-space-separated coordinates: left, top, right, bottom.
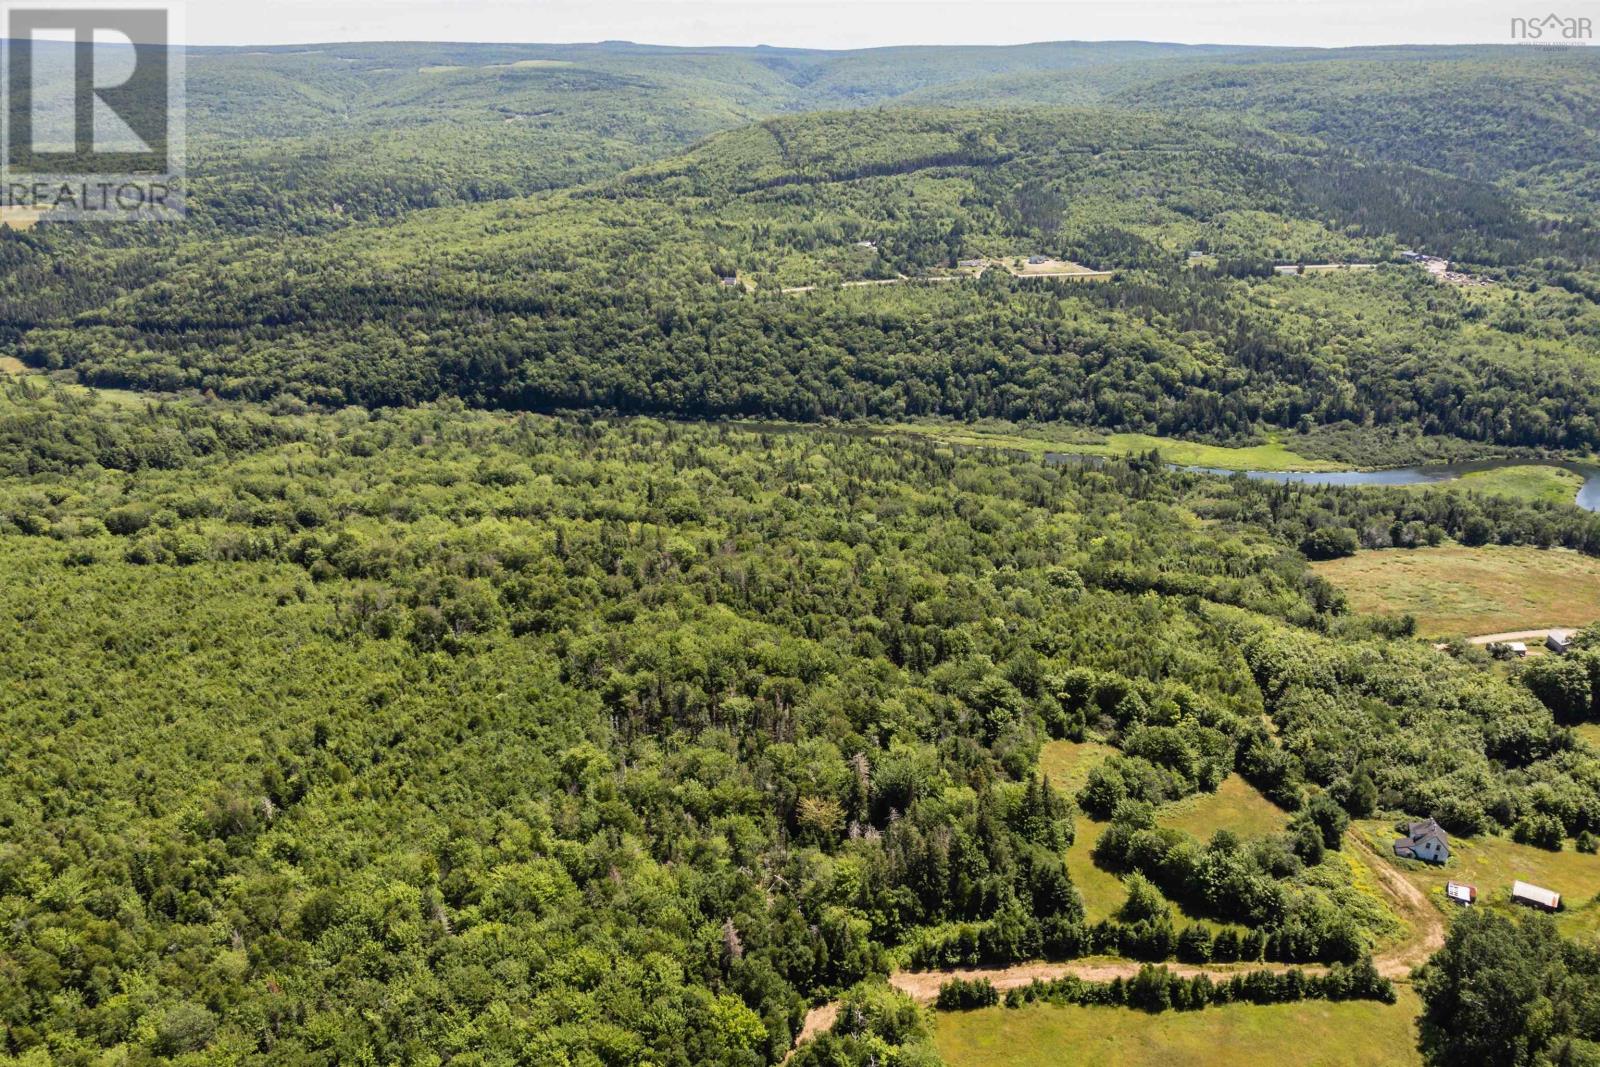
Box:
1394, 818, 1450, 864
1548, 631, 1575, 655
718, 275, 740, 287
1446, 881, 1476, 906
958, 258, 986, 268
1512, 880, 1562, 911
1506, 641, 1529, 658
1027, 255, 1048, 265
855, 240, 877, 249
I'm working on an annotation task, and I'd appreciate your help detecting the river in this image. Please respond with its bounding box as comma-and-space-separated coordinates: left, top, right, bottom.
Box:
1044, 455, 1600, 513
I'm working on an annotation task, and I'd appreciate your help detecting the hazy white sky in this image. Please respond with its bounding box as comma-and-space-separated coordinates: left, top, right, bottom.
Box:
182, 0, 1567, 48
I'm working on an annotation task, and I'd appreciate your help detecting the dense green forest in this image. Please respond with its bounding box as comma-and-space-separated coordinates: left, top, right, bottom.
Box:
5, 44, 1600, 454
0, 384, 1597, 1063
6, 36, 1600, 1067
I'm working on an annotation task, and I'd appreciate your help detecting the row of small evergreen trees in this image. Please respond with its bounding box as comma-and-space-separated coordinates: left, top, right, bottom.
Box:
935, 958, 1395, 1014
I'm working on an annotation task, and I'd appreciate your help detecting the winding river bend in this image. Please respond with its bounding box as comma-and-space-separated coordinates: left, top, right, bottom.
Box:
1046, 455, 1600, 513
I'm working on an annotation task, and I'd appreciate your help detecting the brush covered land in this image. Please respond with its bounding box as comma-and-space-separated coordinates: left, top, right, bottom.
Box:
3, 38, 1600, 1067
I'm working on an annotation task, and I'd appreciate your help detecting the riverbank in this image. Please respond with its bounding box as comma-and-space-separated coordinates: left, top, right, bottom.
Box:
877, 419, 1544, 472
885, 421, 1600, 511
1169, 459, 1600, 512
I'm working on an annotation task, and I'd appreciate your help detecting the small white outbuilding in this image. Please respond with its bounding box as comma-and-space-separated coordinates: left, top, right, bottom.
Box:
1512, 880, 1561, 911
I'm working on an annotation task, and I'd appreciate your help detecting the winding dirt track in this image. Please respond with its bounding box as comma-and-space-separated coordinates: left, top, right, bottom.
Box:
1463, 628, 1570, 646
887, 957, 1314, 1002
789, 828, 1443, 1052
1350, 829, 1445, 977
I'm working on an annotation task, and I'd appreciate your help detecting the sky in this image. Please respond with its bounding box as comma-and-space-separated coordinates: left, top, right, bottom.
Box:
180, 0, 1571, 49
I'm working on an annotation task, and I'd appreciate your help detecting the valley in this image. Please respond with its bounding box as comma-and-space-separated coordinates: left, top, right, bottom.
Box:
3, 31, 1600, 1067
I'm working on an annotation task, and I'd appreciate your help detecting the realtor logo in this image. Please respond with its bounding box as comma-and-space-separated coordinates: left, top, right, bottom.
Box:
1510, 12, 1593, 41
1, 2, 184, 220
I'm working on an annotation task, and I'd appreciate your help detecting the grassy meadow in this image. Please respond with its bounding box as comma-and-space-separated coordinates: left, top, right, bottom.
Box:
884, 422, 1347, 471
1452, 465, 1587, 505
1041, 740, 1126, 920
933, 989, 1424, 1067
1311, 545, 1600, 637
1160, 774, 1291, 841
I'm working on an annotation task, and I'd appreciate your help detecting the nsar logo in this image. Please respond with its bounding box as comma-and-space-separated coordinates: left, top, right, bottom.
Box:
1510, 12, 1593, 42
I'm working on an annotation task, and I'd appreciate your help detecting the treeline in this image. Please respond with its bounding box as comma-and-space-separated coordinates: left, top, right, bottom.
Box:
934, 958, 1395, 1013
1195, 474, 1600, 560
1419, 910, 1600, 1066
906, 908, 1337, 971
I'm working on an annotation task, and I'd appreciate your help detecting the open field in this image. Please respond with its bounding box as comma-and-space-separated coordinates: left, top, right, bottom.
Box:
1355, 821, 1600, 942
1161, 775, 1290, 841
1451, 464, 1586, 504
886, 423, 1346, 471
1067, 815, 1125, 922
1575, 723, 1600, 750
1039, 738, 1117, 797
956, 256, 1114, 280
933, 989, 1423, 1067
1311, 545, 1600, 637
1040, 740, 1127, 920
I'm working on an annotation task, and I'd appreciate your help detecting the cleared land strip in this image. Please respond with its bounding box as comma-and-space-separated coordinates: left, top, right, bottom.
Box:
888, 957, 1320, 1003
1463, 628, 1570, 645
791, 827, 1440, 1052
779, 276, 962, 294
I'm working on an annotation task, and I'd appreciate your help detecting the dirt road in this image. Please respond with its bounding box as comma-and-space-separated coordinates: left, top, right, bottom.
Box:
887, 956, 1316, 1002
784, 1002, 839, 1062
1463, 628, 1571, 646
1349, 830, 1445, 978
788, 832, 1443, 1053
790, 957, 1315, 1054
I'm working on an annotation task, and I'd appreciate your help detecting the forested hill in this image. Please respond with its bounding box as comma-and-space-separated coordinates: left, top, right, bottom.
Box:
7, 39, 1600, 1067
7, 98, 1600, 450
57, 40, 1600, 233
177, 40, 1247, 232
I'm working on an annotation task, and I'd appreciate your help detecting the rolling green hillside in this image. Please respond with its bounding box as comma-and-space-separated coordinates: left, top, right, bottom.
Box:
6, 99, 1600, 452
1111, 51, 1600, 208
8, 37, 1600, 1067
173, 40, 1258, 232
